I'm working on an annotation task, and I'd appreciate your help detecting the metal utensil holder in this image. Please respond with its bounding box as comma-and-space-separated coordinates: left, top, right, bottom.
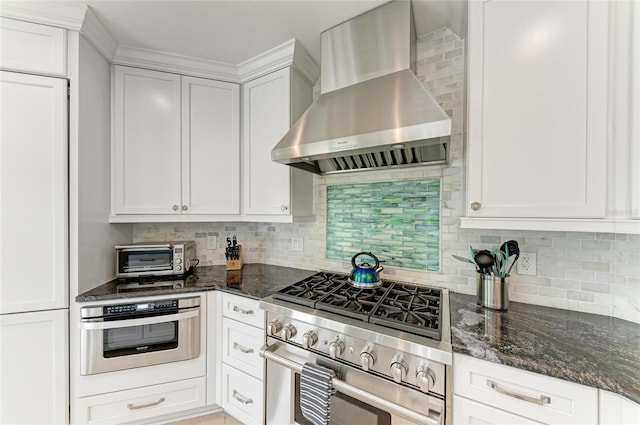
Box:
477, 273, 509, 310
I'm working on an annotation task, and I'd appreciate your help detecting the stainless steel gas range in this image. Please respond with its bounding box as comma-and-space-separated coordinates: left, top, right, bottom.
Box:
259, 272, 452, 425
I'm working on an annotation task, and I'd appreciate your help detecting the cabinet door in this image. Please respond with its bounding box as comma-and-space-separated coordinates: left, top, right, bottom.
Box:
0, 310, 68, 424
113, 66, 182, 215
182, 76, 240, 215
0, 18, 67, 77
0, 71, 68, 313
467, 1, 607, 218
242, 68, 292, 216
599, 390, 640, 425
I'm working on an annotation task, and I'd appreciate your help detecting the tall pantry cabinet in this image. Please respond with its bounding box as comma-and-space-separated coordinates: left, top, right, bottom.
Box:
0, 18, 69, 424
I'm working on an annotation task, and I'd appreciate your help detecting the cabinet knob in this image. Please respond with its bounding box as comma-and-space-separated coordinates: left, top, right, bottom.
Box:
280, 205, 289, 211
470, 202, 481, 211
182, 205, 188, 211
172, 205, 179, 211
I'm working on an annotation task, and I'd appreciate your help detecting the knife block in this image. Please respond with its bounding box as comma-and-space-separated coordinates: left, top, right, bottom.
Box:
226, 245, 243, 270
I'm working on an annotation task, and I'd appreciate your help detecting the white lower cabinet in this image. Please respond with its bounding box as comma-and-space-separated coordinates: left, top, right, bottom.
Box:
0, 309, 68, 425
218, 293, 265, 424
599, 390, 640, 425
453, 353, 598, 425
76, 377, 206, 424
220, 364, 264, 424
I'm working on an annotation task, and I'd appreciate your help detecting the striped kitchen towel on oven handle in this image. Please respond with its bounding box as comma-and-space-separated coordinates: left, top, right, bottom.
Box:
300, 362, 336, 425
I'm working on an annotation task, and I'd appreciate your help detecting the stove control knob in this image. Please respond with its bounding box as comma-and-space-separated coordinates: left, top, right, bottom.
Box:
329, 338, 345, 358
281, 324, 297, 341
302, 331, 318, 349
390, 356, 408, 383
416, 364, 436, 393
267, 320, 282, 336
360, 345, 376, 371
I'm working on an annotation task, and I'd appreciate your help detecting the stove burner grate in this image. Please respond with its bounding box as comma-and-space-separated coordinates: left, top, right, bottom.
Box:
274, 272, 443, 341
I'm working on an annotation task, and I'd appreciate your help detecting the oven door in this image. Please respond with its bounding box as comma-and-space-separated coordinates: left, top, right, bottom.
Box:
117, 245, 174, 277
262, 340, 444, 425
79, 301, 200, 375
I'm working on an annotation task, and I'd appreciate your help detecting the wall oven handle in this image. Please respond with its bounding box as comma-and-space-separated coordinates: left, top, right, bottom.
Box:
78, 309, 199, 330
260, 343, 443, 425
127, 397, 166, 410
487, 379, 551, 406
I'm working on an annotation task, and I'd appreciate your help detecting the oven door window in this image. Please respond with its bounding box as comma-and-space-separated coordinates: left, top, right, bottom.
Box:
103, 321, 178, 357
294, 374, 391, 425
119, 248, 173, 274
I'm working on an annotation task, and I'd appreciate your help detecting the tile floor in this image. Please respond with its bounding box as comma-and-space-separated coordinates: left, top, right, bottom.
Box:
166, 412, 244, 425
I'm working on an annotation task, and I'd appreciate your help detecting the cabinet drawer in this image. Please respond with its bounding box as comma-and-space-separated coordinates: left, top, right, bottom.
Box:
221, 364, 264, 425
453, 353, 598, 424
0, 18, 66, 76
222, 317, 265, 378
454, 395, 544, 425
76, 377, 206, 424
221, 292, 264, 327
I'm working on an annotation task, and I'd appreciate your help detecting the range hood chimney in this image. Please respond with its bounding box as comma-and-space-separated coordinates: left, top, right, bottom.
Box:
271, 0, 451, 174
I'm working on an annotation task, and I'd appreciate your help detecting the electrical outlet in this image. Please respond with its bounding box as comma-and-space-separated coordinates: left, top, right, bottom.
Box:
206, 236, 217, 250
291, 237, 304, 252
518, 252, 537, 276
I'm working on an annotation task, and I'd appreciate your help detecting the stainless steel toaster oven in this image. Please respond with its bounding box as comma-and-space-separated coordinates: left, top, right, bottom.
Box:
115, 241, 196, 278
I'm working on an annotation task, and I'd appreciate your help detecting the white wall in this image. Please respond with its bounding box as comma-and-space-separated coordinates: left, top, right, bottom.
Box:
135, 29, 639, 324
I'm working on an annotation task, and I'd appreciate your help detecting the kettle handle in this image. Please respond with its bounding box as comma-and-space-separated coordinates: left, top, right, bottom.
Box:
351, 252, 380, 269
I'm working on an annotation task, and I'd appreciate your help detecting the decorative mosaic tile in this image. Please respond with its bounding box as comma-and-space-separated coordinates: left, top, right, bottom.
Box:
326, 179, 441, 271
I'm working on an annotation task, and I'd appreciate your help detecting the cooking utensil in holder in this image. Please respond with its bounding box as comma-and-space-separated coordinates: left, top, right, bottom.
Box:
477, 273, 509, 310
226, 245, 243, 270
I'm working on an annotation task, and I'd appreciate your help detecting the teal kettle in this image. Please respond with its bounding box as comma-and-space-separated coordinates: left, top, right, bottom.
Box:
348, 252, 383, 288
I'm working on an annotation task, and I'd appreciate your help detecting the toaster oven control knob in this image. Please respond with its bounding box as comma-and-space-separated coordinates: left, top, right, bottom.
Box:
301, 331, 318, 349
175, 258, 182, 264
390, 356, 408, 383
176, 265, 182, 272
416, 365, 436, 393
329, 338, 345, 358
281, 324, 297, 341
267, 320, 282, 336
360, 346, 376, 371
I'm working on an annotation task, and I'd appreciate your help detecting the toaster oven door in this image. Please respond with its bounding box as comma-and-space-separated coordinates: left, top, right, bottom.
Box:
117, 246, 173, 277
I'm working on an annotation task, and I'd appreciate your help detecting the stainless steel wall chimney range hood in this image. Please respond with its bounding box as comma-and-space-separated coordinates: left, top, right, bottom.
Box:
271, 0, 452, 174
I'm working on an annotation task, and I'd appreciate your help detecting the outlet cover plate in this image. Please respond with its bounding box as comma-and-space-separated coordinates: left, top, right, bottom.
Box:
207, 236, 217, 250
518, 252, 537, 276
291, 237, 303, 252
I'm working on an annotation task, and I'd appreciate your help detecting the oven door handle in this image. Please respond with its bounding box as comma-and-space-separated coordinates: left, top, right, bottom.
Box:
78, 308, 199, 330
260, 343, 443, 425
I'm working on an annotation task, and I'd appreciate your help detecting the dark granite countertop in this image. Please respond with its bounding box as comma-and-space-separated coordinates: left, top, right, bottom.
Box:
76, 264, 317, 302
450, 292, 640, 405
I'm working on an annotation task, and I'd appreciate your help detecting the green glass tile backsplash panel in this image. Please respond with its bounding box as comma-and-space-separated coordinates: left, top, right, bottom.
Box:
326, 179, 441, 271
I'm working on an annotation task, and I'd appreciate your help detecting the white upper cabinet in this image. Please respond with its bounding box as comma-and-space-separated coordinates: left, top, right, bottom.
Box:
466, 0, 607, 222
0, 71, 68, 313
242, 67, 314, 222
0, 17, 67, 77
112, 66, 240, 220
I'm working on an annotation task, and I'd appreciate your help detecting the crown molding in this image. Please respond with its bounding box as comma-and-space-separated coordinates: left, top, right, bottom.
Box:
238, 38, 297, 82
113, 45, 239, 82
291, 39, 320, 85
0, 1, 86, 31
80, 7, 117, 61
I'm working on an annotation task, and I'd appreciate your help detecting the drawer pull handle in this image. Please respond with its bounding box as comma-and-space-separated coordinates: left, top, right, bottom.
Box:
487, 380, 551, 406
127, 397, 166, 410
232, 390, 253, 405
233, 341, 254, 354
233, 305, 254, 315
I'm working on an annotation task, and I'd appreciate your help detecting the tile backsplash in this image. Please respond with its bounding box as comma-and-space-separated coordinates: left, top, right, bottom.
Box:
134, 28, 639, 324
326, 180, 441, 271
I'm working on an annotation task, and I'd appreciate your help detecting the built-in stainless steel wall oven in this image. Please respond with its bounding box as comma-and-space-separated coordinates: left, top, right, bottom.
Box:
259, 272, 452, 425
79, 296, 200, 375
